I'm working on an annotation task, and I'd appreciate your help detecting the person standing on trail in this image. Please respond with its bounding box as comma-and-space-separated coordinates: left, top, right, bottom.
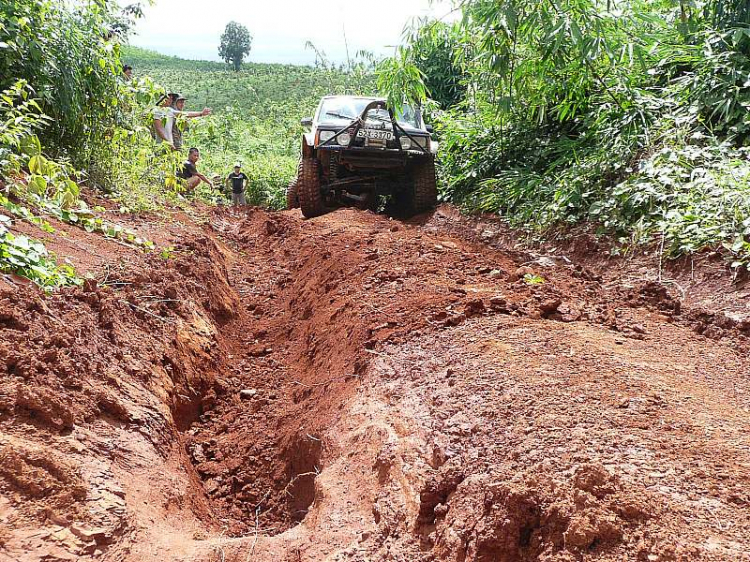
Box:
170, 94, 211, 150
226, 163, 249, 206
153, 92, 178, 150
179, 148, 212, 190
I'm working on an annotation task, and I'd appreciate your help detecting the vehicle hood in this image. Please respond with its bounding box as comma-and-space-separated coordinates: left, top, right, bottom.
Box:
316, 117, 427, 135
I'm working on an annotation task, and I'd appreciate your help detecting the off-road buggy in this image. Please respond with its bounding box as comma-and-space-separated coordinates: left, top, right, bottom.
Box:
287, 96, 438, 218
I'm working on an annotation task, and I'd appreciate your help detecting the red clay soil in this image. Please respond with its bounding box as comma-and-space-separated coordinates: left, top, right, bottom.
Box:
0, 204, 749, 562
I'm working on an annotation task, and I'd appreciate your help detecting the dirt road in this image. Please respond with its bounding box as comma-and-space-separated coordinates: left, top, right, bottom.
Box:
1, 204, 749, 561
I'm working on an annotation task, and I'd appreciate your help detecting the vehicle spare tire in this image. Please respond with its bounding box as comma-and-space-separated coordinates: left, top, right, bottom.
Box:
286, 179, 299, 209
298, 158, 326, 218
412, 156, 438, 213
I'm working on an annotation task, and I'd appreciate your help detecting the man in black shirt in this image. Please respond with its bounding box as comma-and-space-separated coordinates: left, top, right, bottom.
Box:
226, 163, 249, 206
178, 147, 211, 190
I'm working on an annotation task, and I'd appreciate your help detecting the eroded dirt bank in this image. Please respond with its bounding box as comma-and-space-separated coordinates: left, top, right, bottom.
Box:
1, 204, 749, 561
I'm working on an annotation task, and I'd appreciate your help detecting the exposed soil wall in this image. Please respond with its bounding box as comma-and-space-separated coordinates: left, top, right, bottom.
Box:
1, 204, 749, 562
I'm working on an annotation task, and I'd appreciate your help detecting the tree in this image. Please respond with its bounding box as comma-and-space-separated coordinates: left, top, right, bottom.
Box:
406, 21, 467, 109
219, 22, 252, 72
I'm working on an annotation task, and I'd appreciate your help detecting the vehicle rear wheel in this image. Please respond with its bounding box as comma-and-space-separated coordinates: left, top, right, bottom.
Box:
412, 156, 438, 213
298, 158, 326, 218
286, 179, 299, 209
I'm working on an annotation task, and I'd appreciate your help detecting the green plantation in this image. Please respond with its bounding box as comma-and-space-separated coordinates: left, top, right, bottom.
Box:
122, 46, 374, 208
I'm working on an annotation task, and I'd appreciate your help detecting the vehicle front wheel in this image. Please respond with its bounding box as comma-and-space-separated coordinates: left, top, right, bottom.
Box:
391, 157, 438, 217
286, 179, 299, 209
412, 156, 438, 213
298, 158, 326, 218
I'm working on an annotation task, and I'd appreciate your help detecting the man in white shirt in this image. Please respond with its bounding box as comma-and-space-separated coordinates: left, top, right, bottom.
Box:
153, 93, 178, 149
170, 94, 211, 149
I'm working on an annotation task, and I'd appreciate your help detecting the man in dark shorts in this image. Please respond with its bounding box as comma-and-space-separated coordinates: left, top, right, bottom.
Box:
178, 148, 211, 190
226, 163, 249, 206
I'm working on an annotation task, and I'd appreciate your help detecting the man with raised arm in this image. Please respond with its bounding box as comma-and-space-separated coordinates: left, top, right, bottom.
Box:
170, 94, 211, 150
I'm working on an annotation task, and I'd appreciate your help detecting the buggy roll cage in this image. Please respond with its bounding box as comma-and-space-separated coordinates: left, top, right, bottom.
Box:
318, 100, 427, 154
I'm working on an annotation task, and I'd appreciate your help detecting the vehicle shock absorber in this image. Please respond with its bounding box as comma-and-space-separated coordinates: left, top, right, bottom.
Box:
329, 156, 339, 183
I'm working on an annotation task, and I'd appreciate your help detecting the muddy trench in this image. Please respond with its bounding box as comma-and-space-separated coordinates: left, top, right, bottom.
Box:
173, 213, 370, 537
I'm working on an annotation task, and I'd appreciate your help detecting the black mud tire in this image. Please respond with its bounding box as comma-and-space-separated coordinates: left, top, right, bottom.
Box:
412, 156, 438, 213
286, 179, 299, 209
298, 158, 326, 218
390, 156, 438, 217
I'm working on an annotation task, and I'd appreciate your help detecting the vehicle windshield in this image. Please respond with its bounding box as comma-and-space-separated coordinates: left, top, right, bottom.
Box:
318, 98, 421, 129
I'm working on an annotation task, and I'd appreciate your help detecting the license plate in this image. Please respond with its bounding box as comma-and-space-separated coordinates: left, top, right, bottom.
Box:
357, 128, 393, 141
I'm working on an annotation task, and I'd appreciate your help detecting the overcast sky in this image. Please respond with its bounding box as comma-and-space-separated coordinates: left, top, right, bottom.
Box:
129, 0, 457, 65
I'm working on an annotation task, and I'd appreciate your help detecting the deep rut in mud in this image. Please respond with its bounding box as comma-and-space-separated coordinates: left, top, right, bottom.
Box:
3, 205, 750, 562
179, 208, 750, 561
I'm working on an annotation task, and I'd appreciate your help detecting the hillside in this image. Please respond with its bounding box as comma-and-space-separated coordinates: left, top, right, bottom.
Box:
123, 46, 345, 112
122, 46, 375, 208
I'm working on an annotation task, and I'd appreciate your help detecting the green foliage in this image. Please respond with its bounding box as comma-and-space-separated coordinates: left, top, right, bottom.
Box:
379, 1, 750, 266
397, 20, 468, 109
219, 21, 253, 72
0, 214, 80, 289
376, 49, 428, 112
0, 81, 51, 176
0, 0, 130, 170
523, 273, 545, 285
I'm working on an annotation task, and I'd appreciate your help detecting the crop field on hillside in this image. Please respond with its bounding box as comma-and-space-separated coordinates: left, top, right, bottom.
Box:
123, 46, 374, 207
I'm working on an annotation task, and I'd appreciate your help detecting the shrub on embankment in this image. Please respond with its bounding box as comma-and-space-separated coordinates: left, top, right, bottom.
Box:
378, 2, 750, 266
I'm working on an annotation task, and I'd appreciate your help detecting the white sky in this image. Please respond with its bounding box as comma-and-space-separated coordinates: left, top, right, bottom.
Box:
129, 0, 457, 65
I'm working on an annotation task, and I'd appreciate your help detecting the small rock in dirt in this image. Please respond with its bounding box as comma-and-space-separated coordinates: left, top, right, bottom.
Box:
489, 269, 506, 278
191, 443, 207, 463
703, 325, 725, 340
535, 256, 557, 268
263, 220, 278, 235
539, 298, 562, 317
631, 324, 647, 334
618, 397, 630, 409
489, 295, 508, 309
70, 524, 110, 545
239, 389, 257, 400
443, 313, 466, 327
512, 265, 535, 281
464, 298, 485, 317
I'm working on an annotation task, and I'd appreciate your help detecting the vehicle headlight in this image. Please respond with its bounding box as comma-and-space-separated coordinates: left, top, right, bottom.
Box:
318, 130, 335, 144
413, 136, 430, 150
399, 137, 412, 150
338, 133, 351, 146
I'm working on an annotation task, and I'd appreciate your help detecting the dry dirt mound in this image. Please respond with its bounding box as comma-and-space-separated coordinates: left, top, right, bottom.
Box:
0, 205, 749, 562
